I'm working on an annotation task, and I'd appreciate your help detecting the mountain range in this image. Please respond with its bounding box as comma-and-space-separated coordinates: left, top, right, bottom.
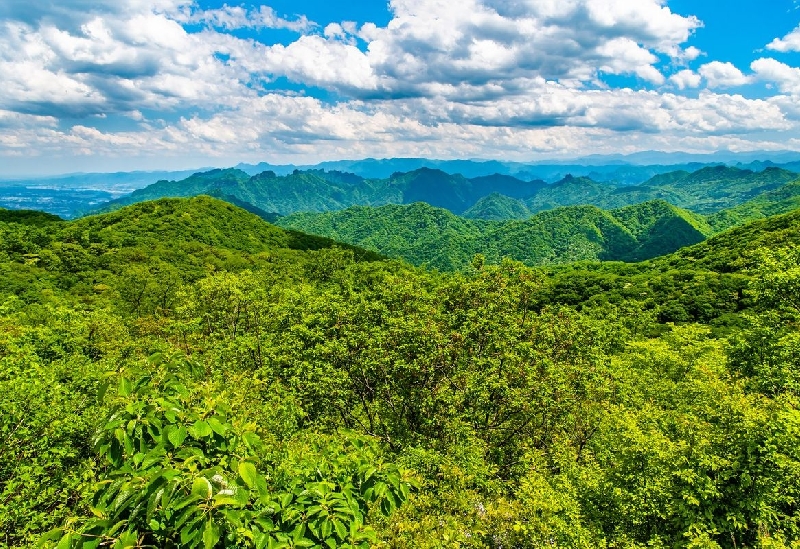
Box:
275, 200, 710, 270
89, 165, 797, 219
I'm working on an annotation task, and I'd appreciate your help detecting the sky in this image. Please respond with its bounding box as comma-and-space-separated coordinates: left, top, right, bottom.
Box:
3, 0, 800, 175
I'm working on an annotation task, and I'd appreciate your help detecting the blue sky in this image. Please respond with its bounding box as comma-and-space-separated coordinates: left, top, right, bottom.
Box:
2, 0, 800, 175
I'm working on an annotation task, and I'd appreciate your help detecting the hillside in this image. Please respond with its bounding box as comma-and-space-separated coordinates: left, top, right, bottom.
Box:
277, 199, 708, 270
707, 178, 800, 232
103, 168, 252, 207
463, 193, 532, 220
90, 165, 798, 223
0, 207, 63, 225
611, 200, 711, 261
4, 196, 800, 548
537, 206, 800, 326
521, 167, 798, 217
653, 165, 796, 213
276, 202, 487, 271
667, 207, 800, 272
0, 196, 382, 309
93, 167, 542, 217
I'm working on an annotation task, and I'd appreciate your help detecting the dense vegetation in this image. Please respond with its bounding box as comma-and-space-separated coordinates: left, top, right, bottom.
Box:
88, 166, 798, 222
276, 200, 710, 270
460, 167, 799, 220
2, 196, 800, 548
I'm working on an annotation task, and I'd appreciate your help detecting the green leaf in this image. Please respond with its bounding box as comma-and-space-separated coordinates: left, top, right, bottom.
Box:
208, 416, 227, 435
97, 379, 111, 403
36, 529, 64, 548
54, 533, 72, 549
238, 461, 258, 489
191, 420, 213, 439
203, 520, 221, 549
168, 426, 188, 448
192, 477, 213, 500
243, 431, 263, 450
114, 532, 139, 549
333, 518, 346, 541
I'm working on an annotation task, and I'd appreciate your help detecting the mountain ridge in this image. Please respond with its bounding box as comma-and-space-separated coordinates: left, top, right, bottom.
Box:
276, 199, 709, 270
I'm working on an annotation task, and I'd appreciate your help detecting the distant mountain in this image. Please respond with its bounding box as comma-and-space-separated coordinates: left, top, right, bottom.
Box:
91, 167, 542, 217
524, 175, 621, 213
276, 200, 709, 270
522, 166, 797, 216
557, 150, 800, 166
463, 193, 532, 220
235, 153, 800, 183
650, 166, 797, 213
92, 168, 252, 211
392, 168, 544, 214
88, 164, 800, 226
707, 178, 800, 233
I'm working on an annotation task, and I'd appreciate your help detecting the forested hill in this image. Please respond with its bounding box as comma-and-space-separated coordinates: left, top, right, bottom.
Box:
707, 179, 800, 232
89, 164, 798, 220
91, 167, 543, 217
466, 166, 799, 219
0, 196, 383, 308
4, 194, 800, 548
276, 199, 711, 270
533, 206, 800, 326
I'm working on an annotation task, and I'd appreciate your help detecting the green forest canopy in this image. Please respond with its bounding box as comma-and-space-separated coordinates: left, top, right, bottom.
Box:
1, 196, 800, 548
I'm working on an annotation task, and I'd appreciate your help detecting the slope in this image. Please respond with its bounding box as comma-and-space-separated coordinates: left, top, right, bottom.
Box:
278, 203, 486, 271
463, 193, 533, 220
0, 196, 382, 308
277, 200, 709, 270
707, 178, 800, 232
482, 205, 638, 266
537, 206, 800, 326
611, 200, 711, 261
98, 168, 251, 210
90, 167, 544, 218
640, 165, 797, 213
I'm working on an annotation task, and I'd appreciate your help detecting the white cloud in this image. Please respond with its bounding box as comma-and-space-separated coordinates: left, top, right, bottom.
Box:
683, 46, 702, 61
698, 61, 752, 88
180, 5, 314, 33
670, 69, 701, 90
342, 0, 701, 97
3, 0, 800, 170
767, 24, 800, 52
752, 57, 800, 94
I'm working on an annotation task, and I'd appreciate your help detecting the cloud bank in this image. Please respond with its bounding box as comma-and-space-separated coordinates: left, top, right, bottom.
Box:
1, 0, 800, 171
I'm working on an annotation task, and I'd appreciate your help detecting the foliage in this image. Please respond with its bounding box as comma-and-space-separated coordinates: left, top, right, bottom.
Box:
41, 355, 410, 549
277, 200, 711, 270
89, 165, 798, 223
708, 179, 800, 233
0, 196, 798, 548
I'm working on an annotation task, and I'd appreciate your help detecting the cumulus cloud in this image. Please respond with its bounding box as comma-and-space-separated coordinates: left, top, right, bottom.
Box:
180, 5, 314, 32
338, 0, 701, 98
767, 24, 800, 52
698, 61, 752, 88
0, 0, 705, 117
752, 57, 800, 94
3, 0, 800, 169
670, 69, 701, 90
